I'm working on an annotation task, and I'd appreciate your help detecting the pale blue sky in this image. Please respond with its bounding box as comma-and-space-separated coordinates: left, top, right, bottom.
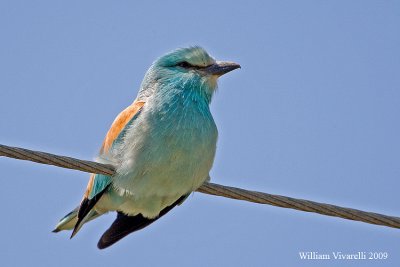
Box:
1, 1, 399, 266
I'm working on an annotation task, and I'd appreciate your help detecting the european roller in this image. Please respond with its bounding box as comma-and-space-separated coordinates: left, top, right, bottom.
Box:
53, 46, 240, 249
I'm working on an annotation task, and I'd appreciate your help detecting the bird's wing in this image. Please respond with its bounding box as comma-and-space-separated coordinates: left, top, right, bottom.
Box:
99, 100, 145, 155
71, 100, 145, 237
85, 100, 145, 200
97, 194, 189, 249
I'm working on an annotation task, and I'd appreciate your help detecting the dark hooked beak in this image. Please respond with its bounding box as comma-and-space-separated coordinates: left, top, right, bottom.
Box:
203, 61, 241, 76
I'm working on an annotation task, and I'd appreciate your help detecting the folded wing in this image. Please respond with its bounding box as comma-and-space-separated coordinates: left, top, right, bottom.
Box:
70, 100, 145, 237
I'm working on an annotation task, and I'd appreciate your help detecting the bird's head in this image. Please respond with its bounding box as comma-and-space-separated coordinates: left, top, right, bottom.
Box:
138, 46, 240, 103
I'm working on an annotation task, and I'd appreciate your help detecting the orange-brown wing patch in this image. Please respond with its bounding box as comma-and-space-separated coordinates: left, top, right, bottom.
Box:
83, 173, 96, 199
100, 100, 145, 154
82, 100, 145, 200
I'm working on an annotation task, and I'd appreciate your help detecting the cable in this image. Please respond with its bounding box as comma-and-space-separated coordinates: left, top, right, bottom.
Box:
1, 143, 399, 229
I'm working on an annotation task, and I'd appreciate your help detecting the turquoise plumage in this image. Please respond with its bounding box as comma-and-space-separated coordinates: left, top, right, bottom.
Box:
53, 46, 240, 249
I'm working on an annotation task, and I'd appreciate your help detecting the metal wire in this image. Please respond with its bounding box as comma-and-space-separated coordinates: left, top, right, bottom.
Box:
1, 143, 399, 229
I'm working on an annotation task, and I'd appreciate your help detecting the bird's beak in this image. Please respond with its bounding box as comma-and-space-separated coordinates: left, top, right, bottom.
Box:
203, 61, 241, 76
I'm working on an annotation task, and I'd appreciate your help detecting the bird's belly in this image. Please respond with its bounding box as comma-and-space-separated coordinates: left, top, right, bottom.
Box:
102, 110, 217, 218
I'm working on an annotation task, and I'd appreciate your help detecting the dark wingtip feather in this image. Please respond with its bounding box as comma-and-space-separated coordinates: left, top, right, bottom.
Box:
97, 194, 188, 249
97, 212, 160, 249
72, 184, 110, 238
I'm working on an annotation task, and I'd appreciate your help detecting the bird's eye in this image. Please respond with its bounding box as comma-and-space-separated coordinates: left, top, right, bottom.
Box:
176, 61, 192, 68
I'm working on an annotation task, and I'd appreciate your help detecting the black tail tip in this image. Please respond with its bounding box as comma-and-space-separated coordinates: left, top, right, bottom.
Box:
52, 228, 60, 233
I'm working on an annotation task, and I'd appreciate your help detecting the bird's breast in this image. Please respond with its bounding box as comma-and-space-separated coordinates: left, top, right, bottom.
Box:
107, 93, 218, 217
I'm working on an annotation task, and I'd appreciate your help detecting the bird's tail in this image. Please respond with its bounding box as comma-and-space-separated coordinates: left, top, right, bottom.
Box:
52, 206, 101, 233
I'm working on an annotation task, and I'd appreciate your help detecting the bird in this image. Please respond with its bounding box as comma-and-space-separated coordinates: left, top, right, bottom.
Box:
52, 46, 240, 249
